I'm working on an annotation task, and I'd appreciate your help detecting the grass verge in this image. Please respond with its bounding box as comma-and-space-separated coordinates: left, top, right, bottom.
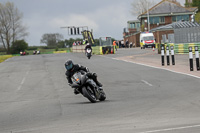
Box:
0, 55, 13, 63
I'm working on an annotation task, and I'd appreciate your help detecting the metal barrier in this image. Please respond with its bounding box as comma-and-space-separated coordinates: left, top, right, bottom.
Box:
165, 43, 200, 54
72, 45, 115, 55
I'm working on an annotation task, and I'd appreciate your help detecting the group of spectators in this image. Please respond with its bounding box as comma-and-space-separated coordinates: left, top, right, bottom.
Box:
113, 40, 135, 48
72, 39, 135, 48
73, 41, 83, 46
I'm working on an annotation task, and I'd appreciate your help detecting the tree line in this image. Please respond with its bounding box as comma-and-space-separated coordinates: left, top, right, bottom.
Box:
191, 0, 200, 23
0, 2, 28, 54
40, 34, 101, 48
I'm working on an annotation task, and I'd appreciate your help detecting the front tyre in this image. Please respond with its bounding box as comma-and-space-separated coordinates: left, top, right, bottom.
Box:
82, 86, 97, 103
99, 90, 106, 101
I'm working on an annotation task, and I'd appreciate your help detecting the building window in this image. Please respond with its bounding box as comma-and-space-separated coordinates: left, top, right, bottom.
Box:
182, 15, 189, 21
149, 16, 165, 24
150, 17, 159, 24
172, 16, 176, 22
129, 23, 135, 28
160, 16, 165, 23
136, 23, 140, 28
172, 15, 189, 22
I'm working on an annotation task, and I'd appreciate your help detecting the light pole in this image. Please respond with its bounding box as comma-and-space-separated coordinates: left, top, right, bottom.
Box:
147, 2, 150, 31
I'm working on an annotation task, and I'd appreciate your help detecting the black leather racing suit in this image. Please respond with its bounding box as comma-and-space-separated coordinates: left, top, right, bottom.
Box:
65, 64, 102, 87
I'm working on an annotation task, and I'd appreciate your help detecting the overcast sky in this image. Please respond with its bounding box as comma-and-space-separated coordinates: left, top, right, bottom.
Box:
1, 0, 185, 46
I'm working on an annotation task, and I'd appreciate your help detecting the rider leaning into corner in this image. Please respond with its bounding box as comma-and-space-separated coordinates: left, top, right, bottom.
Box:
65, 59, 103, 94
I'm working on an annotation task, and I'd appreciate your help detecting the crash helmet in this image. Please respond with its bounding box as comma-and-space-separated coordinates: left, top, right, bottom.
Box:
65, 59, 74, 71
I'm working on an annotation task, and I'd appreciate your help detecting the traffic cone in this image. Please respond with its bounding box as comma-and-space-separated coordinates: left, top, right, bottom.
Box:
111, 48, 113, 54
153, 46, 155, 51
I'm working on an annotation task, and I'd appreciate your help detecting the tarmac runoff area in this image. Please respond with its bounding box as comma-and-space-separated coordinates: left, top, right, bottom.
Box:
113, 48, 200, 79
1, 49, 200, 133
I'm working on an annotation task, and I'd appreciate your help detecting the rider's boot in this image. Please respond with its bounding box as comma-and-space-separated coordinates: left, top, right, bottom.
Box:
92, 73, 103, 88
96, 80, 102, 87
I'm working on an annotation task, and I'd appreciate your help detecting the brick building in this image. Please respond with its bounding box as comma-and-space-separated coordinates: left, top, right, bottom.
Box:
124, 0, 198, 47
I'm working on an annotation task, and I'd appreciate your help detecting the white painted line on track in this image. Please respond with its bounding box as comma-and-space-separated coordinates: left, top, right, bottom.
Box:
138, 124, 200, 133
101, 56, 200, 79
17, 77, 26, 91
17, 85, 22, 91
17, 70, 29, 91
141, 80, 152, 86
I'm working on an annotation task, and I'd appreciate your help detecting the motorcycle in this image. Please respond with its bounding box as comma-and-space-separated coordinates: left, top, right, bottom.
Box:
71, 70, 106, 103
86, 48, 92, 59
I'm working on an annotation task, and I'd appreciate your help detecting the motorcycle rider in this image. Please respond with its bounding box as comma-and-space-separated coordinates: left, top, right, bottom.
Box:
84, 40, 92, 53
85, 43, 92, 51
65, 59, 102, 94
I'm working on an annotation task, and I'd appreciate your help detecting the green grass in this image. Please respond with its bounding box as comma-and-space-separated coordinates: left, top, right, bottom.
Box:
0, 55, 13, 63
0, 48, 72, 63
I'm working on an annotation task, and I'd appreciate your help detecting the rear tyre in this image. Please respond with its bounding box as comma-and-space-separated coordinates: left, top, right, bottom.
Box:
82, 86, 97, 103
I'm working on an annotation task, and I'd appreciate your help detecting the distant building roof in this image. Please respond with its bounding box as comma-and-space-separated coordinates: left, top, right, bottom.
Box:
127, 20, 140, 23
138, 0, 198, 18
150, 21, 200, 32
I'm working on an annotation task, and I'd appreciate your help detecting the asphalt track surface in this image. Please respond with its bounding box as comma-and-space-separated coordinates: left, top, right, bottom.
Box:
0, 49, 200, 133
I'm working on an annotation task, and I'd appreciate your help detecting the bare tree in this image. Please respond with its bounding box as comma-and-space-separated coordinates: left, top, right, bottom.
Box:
0, 2, 28, 54
40, 33, 64, 46
131, 0, 181, 16
131, 0, 156, 16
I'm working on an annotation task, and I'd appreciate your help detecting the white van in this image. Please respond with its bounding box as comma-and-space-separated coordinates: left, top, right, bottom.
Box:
140, 32, 155, 49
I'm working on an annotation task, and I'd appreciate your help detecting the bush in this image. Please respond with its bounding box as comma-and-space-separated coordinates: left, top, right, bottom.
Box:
55, 47, 59, 51
11, 40, 28, 54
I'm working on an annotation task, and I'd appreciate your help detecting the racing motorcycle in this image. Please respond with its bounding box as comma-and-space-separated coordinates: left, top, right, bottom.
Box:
86, 48, 92, 59
71, 70, 106, 103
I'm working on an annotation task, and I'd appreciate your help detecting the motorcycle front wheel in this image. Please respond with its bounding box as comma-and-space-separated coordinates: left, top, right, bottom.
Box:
99, 90, 106, 101
82, 86, 97, 103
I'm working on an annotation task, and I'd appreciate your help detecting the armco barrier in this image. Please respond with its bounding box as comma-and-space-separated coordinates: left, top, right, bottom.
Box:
72, 45, 115, 55
166, 43, 200, 54
72, 45, 85, 53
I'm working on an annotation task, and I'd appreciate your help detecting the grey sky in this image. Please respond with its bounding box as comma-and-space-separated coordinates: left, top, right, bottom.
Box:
1, 0, 185, 46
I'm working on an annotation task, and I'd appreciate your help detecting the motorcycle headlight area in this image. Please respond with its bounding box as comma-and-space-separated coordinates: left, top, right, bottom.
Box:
72, 78, 80, 84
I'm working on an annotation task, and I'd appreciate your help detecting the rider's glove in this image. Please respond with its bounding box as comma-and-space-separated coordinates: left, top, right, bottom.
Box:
93, 73, 97, 77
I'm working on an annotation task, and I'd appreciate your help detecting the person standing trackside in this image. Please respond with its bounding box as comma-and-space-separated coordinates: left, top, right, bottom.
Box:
126, 39, 129, 48
113, 40, 117, 51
